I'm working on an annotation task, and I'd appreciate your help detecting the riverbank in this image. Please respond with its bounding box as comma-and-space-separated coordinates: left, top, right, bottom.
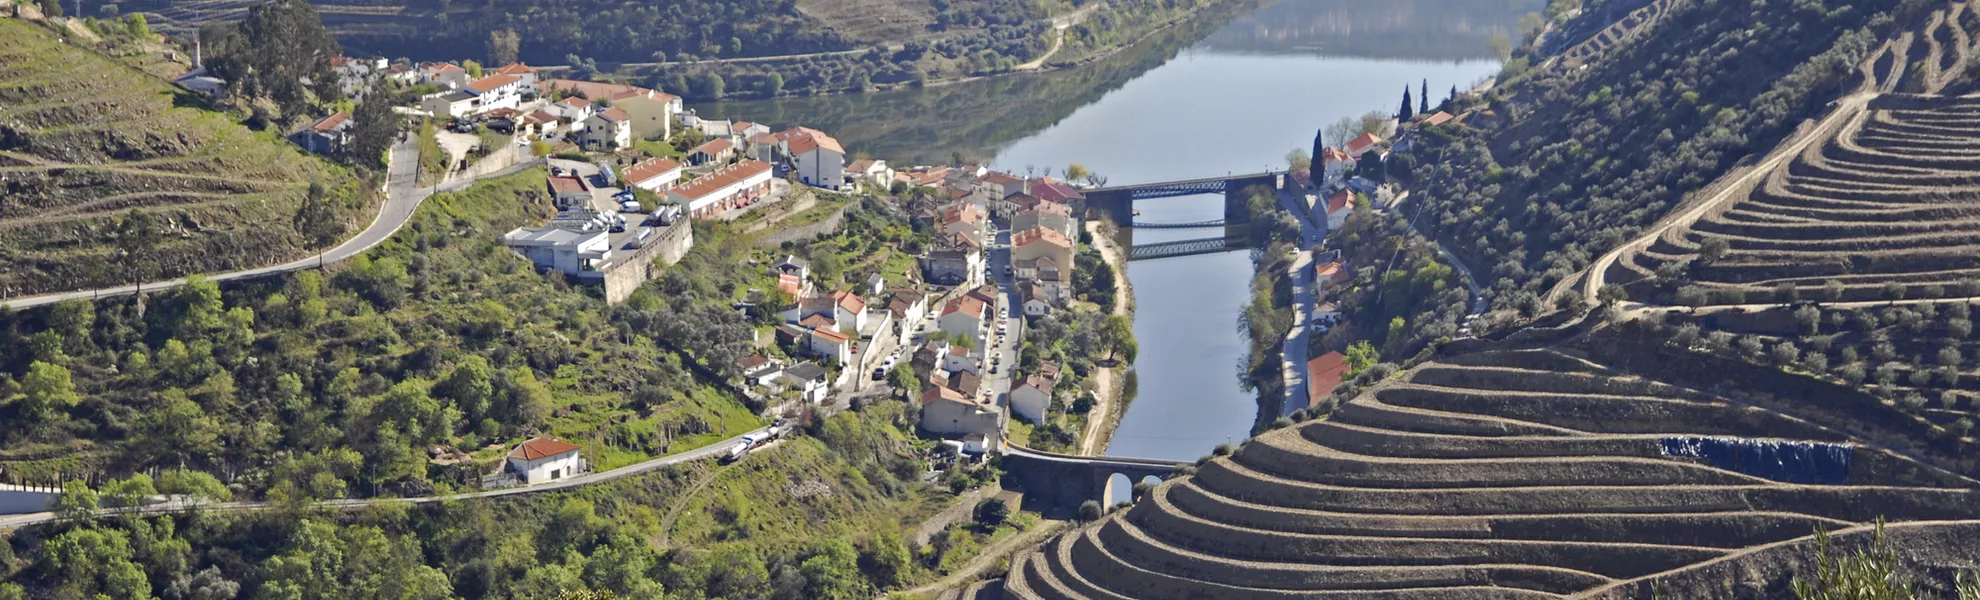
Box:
611, 0, 1255, 103
1081, 220, 1136, 456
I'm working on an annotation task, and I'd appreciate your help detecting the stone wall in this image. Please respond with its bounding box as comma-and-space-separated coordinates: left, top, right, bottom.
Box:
600, 221, 694, 304
754, 203, 850, 248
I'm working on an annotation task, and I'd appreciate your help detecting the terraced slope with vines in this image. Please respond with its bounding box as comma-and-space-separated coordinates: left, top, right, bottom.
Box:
996, 340, 1980, 599
0, 18, 366, 296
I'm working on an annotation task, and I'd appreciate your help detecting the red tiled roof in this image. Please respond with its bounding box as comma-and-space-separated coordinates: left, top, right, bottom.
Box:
811, 327, 849, 344
738, 355, 771, 370
493, 63, 535, 76
982, 171, 1020, 185
920, 385, 970, 407
594, 107, 631, 123
801, 313, 836, 329
846, 159, 876, 173
1321, 147, 1356, 163
1031, 180, 1085, 203
672, 160, 771, 202
623, 157, 682, 185
1345, 132, 1384, 156
773, 127, 843, 154
1307, 352, 1351, 407
558, 96, 592, 108
508, 437, 581, 460
1421, 111, 1454, 126
1013, 227, 1071, 250
311, 111, 350, 133
1328, 190, 1352, 213
548, 175, 587, 195
466, 74, 521, 93
944, 295, 987, 319
830, 290, 866, 314
1316, 261, 1352, 286
525, 110, 558, 124
428, 63, 463, 72
693, 138, 734, 156
778, 273, 803, 296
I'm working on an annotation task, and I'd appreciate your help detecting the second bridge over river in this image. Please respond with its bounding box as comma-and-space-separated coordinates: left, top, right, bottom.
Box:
1080, 171, 1285, 260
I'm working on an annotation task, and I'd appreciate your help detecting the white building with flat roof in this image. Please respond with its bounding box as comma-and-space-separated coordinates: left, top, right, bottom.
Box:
502, 226, 612, 276
669, 159, 773, 218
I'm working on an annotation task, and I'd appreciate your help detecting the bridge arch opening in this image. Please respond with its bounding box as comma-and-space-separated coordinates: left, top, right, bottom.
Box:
1105, 473, 1132, 509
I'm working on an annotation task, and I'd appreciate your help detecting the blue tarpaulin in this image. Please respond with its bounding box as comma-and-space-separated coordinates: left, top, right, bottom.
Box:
1659, 437, 1853, 485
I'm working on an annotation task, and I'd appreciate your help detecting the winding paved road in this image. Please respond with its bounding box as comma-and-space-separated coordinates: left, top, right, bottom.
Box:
0, 426, 768, 530
1, 139, 544, 310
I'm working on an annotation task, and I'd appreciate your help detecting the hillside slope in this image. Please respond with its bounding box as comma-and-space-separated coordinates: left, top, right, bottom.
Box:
0, 18, 367, 297
998, 330, 1980, 598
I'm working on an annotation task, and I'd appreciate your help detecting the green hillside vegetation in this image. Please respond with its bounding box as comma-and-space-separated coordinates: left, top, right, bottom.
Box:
0, 17, 369, 297
0, 169, 760, 499
1387, 0, 1919, 343
0, 403, 1006, 599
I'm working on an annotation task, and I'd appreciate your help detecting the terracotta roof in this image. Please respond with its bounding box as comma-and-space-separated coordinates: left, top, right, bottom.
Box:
846, 159, 876, 173
1421, 111, 1454, 126
548, 175, 587, 195
623, 157, 682, 185
1327, 190, 1352, 213
1039, 361, 1061, 380
1023, 202, 1071, 217
748, 132, 779, 145
982, 171, 1020, 185
310, 111, 351, 133
778, 273, 803, 296
428, 63, 463, 72
811, 327, 849, 344
944, 295, 987, 319
466, 74, 521, 93
1307, 352, 1351, 407
525, 110, 558, 124
1321, 147, 1356, 163
1013, 227, 1072, 250
482, 107, 522, 120
1316, 261, 1351, 286
940, 202, 985, 225
538, 79, 655, 101
693, 138, 734, 156
920, 385, 971, 407
593, 107, 631, 123
672, 159, 771, 201
737, 355, 772, 370
1345, 132, 1385, 156
558, 96, 592, 108
950, 371, 982, 396
1031, 180, 1085, 203
966, 284, 1000, 305
508, 437, 581, 460
774, 127, 843, 154
493, 62, 535, 76
1016, 374, 1052, 393
830, 290, 866, 314
800, 313, 836, 329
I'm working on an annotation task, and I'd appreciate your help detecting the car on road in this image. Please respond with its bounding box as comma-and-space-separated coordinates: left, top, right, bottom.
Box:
990, 365, 999, 375
873, 368, 885, 381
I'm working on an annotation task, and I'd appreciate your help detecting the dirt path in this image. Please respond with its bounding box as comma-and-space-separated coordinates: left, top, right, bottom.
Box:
1079, 221, 1135, 456
897, 520, 1068, 597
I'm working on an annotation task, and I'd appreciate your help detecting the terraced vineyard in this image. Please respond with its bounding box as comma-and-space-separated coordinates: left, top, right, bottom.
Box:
1593, 0, 1980, 306
1547, 0, 1679, 72
995, 345, 1980, 599
0, 18, 363, 296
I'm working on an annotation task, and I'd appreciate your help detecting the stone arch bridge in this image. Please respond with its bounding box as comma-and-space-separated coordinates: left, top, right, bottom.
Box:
999, 445, 1188, 517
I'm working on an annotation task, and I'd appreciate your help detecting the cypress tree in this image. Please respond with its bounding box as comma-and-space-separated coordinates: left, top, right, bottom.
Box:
1399, 87, 1415, 121
1420, 79, 1430, 113
1311, 129, 1325, 168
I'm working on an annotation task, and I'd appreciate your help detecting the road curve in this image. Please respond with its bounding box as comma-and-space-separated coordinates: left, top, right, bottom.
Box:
0, 426, 768, 531
1579, 93, 1876, 311
1, 139, 545, 310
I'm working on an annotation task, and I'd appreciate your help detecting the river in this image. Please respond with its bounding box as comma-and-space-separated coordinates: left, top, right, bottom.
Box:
691, 0, 1540, 462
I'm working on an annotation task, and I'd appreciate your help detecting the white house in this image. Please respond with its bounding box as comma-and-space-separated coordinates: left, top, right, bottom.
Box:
669, 160, 773, 219
919, 386, 1001, 438
460, 74, 527, 115
779, 127, 845, 190
490, 62, 539, 86
504, 437, 587, 485
548, 96, 596, 122
942, 345, 981, 376
623, 157, 684, 193
420, 62, 470, 89
1020, 283, 1054, 316
578, 107, 632, 151
1012, 227, 1074, 277
884, 289, 928, 345
1009, 375, 1054, 423
503, 224, 617, 278
807, 327, 851, 365
845, 158, 894, 188
939, 295, 990, 346
1319, 147, 1357, 186
420, 91, 477, 120
939, 202, 990, 249
770, 362, 831, 404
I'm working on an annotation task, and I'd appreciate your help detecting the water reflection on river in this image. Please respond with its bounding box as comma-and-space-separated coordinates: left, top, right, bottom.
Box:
691, 0, 1539, 461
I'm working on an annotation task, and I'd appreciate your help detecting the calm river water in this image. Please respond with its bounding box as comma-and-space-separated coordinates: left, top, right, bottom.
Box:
692, 0, 1539, 461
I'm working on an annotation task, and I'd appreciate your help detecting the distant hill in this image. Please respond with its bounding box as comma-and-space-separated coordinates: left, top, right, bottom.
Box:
0, 18, 366, 297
